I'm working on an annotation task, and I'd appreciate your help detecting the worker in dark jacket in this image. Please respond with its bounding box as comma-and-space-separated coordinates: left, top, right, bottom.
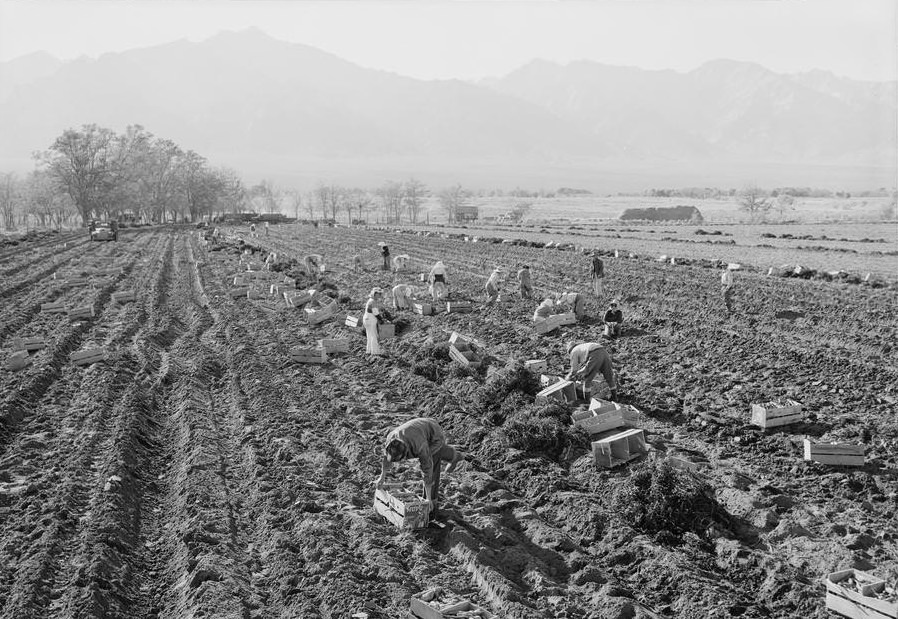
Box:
381, 243, 390, 270
376, 417, 462, 512
566, 341, 617, 401
603, 299, 623, 337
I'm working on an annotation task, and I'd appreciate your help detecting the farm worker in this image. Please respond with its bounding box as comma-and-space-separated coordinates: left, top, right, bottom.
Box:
429, 261, 449, 301
250, 223, 257, 238
363, 288, 388, 356
485, 267, 504, 305
392, 254, 409, 272
557, 291, 586, 320
392, 283, 411, 310
590, 252, 605, 298
352, 254, 363, 271
721, 266, 736, 313
533, 298, 554, 322
264, 221, 270, 236
603, 299, 624, 337
211, 227, 221, 246
380, 243, 390, 270
304, 254, 322, 277
517, 265, 532, 299
376, 417, 462, 513
565, 341, 617, 401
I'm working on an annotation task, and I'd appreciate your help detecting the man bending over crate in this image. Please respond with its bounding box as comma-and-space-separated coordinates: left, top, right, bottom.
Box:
376, 417, 462, 515
565, 341, 618, 401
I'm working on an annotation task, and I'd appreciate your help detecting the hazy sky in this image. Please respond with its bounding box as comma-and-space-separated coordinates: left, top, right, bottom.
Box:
1, 0, 896, 81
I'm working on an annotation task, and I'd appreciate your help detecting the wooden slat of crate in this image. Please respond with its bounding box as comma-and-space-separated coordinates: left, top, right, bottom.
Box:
71, 348, 106, 366
255, 299, 282, 314
111, 290, 135, 303
592, 428, 647, 468
536, 379, 577, 405
410, 595, 496, 619
750, 400, 803, 429
41, 301, 67, 313
12, 337, 46, 352
826, 569, 897, 619
534, 317, 558, 335
804, 439, 865, 466
373, 488, 430, 529
65, 277, 91, 287
289, 346, 328, 363
318, 338, 350, 354
67, 305, 94, 319
284, 290, 314, 307
446, 301, 472, 314
5, 350, 31, 371
524, 359, 547, 373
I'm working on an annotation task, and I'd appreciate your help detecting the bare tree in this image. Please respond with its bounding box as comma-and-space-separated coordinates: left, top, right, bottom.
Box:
347, 188, 373, 224
438, 183, 469, 223
378, 181, 404, 223
403, 178, 428, 224
738, 184, 772, 222
0, 172, 21, 230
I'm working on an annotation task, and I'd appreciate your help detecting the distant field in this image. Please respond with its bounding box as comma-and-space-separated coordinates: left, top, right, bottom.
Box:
417, 195, 896, 225
398, 220, 898, 279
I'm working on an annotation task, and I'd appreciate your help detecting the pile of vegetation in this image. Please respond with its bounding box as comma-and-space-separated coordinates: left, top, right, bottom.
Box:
498, 400, 587, 460
474, 359, 541, 422
611, 461, 729, 544
407, 341, 453, 382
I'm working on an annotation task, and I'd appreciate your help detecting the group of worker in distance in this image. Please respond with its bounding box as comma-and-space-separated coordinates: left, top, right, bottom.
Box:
369, 250, 629, 520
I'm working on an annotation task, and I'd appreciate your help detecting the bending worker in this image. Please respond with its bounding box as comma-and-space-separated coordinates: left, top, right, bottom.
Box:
565, 341, 618, 401
392, 283, 411, 310
376, 417, 462, 514
533, 297, 554, 322
429, 261, 449, 301
517, 265, 532, 299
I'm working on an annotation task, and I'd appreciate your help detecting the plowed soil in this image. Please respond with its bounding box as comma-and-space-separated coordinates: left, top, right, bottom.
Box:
1, 225, 895, 619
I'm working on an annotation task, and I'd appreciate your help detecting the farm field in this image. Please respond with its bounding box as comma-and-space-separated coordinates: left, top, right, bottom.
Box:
407, 221, 898, 280
1, 224, 896, 619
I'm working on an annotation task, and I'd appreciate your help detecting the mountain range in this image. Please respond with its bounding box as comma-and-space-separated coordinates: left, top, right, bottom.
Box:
0, 28, 894, 191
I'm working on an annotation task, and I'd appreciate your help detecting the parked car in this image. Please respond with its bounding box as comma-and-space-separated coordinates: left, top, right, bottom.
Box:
89, 220, 118, 241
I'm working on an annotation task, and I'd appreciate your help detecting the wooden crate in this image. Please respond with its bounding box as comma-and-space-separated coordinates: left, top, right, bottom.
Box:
413, 302, 434, 316
111, 290, 135, 304
232, 275, 250, 286
536, 379, 577, 405
246, 288, 264, 300
289, 346, 328, 364
68, 305, 94, 320
282, 276, 297, 288
750, 399, 803, 429
592, 428, 648, 468
373, 487, 430, 530
572, 404, 637, 435
65, 277, 91, 287
304, 299, 337, 325
378, 323, 395, 340
534, 317, 559, 335
71, 347, 106, 366
825, 569, 897, 619
41, 301, 66, 314
524, 359, 547, 374
5, 350, 31, 372
284, 290, 315, 308
344, 314, 363, 329
318, 338, 350, 354
803, 439, 865, 467
410, 590, 495, 619
449, 343, 481, 368
11, 336, 46, 352
446, 301, 473, 314
255, 299, 282, 314
229, 287, 250, 299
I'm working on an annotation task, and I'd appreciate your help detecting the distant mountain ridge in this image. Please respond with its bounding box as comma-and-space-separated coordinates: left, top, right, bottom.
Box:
0, 28, 894, 188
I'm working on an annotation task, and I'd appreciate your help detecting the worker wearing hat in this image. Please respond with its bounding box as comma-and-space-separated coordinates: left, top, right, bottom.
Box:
603, 299, 624, 337
376, 417, 462, 514
484, 266, 504, 305
721, 265, 736, 313
363, 287, 389, 355
566, 341, 617, 401
590, 251, 605, 298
